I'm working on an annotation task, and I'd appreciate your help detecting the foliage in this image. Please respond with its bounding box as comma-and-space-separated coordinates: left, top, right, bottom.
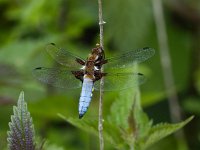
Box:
139, 117, 193, 150
0, 0, 199, 149
60, 87, 193, 150
7, 91, 36, 150
8, 89, 192, 150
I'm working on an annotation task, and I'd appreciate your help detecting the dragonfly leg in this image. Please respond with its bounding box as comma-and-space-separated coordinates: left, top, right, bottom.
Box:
71, 70, 84, 82
94, 71, 107, 81
95, 60, 108, 70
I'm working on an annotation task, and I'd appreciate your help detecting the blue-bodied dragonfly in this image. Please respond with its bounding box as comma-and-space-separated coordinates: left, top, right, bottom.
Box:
33, 43, 155, 118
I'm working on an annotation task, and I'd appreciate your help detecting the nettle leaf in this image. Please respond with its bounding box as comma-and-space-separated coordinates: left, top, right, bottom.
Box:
7, 91, 36, 150
112, 89, 152, 150
58, 114, 125, 149
108, 65, 142, 130
58, 74, 193, 150
58, 114, 99, 137
108, 78, 152, 140
132, 91, 152, 140
139, 116, 194, 150
133, 108, 152, 143
108, 89, 137, 129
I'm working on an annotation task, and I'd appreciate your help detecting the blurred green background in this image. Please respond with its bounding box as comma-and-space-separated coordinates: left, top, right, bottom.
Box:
0, 0, 200, 149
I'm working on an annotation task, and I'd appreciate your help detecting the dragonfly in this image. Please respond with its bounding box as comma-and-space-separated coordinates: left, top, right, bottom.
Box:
33, 43, 155, 118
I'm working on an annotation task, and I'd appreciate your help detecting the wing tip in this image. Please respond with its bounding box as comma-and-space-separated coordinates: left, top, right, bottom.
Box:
34, 67, 42, 70
50, 42, 55, 45
137, 72, 144, 76
143, 47, 155, 51
142, 47, 155, 58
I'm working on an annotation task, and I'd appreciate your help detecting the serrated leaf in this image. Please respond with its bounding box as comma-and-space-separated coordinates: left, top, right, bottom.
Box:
132, 103, 152, 140
58, 113, 125, 149
140, 116, 194, 149
108, 64, 141, 129
7, 91, 35, 150
108, 89, 137, 129
108, 76, 152, 140
114, 90, 152, 150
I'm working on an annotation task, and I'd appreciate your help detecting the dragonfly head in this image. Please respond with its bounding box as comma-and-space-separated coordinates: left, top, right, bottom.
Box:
92, 47, 102, 55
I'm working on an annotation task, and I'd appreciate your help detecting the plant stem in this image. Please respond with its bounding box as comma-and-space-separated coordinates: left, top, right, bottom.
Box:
98, 0, 106, 150
152, 0, 187, 143
152, 0, 181, 124
98, 0, 105, 48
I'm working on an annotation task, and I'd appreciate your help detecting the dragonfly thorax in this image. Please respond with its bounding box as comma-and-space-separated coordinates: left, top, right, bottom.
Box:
84, 46, 104, 80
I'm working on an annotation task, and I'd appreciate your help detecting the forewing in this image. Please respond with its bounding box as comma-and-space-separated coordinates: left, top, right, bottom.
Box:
94, 72, 145, 91
32, 67, 81, 89
46, 43, 85, 69
104, 47, 155, 69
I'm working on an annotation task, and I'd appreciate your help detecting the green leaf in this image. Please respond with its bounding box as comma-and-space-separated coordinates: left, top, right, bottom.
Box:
58, 114, 125, 149
7, 91, 36, 150
108, 76, 152, 141
108, 89, 137, 129
132, 100, 152, 140
117, 90, 152, 150
140, 116, 194, 150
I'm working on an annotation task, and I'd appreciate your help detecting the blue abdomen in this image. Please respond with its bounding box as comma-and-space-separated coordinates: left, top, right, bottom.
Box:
79, 77, 93, 118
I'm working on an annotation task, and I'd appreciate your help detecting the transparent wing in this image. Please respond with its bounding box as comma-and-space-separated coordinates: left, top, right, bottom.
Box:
104, 47, 155, 69
46, 43, 85, 69
94, 72, 146, 91
32, 67, 81, 89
